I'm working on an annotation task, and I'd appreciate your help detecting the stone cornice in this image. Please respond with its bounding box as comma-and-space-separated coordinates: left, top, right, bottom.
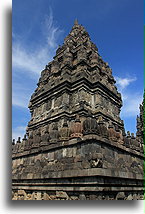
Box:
30, 77, 122, 108
12, 135, 144, 160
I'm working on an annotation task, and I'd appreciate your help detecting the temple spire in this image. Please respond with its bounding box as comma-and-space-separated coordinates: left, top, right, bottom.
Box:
74, 19, 78, 25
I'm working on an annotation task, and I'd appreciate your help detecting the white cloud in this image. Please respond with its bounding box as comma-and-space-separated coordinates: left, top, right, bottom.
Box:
115, 76, 137, 91
44, 7, 63, 49
121, 93, 142, 118
12, 126, 26, 141
12, 43, 49, 77
115, 76, 143, 118
12, 83, 31, 108
12, 7, 63, 78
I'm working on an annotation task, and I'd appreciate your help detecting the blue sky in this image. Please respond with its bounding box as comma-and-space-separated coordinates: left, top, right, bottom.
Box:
12, 0, 143, 140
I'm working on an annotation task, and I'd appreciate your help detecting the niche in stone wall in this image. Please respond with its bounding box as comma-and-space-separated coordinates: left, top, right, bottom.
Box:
94, 93, 102, 108
44, 99, 52, 111
54, 96, 62, 108
32, 106, 42, 119
40, 125, 49, 135
78, 89, 92, 107
62, 92, 69, 105
38, 105, 43, 116
32, 108, 37, 117
70, 92, 79, 108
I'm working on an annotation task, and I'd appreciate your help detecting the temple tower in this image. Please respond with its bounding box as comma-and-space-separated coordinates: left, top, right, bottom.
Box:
12, 21, 144, 200
27, 20, 123, 140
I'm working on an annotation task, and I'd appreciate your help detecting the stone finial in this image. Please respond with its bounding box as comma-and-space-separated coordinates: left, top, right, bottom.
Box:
24, 132, 33, 151
136, 131, 141, 137
105, 62, 109, 67
131, 133, 135, 139
127, 131, 131, 137
23, 134, 27, 141
123, 131, 131, 148
102, 66, 106, 71
12, 139, 16, 153
122, 129, 126, 137
12, 140, 18, 153
74, 19, 78, 25
17, 137, 21, 143
115, 125, 124, 144
12, 139, 15, 145
130, 133, 140, 151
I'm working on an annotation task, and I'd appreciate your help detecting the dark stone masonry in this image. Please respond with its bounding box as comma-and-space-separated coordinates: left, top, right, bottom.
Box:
12, 20, 144, 200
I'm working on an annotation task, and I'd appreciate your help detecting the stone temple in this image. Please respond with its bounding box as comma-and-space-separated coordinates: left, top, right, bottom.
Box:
12, 20, 144, 200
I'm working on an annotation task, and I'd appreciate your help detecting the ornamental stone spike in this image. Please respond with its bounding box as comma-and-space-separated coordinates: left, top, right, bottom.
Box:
74, 18, 78, 25
17, 137, 21, 143
12, 139, 15, 145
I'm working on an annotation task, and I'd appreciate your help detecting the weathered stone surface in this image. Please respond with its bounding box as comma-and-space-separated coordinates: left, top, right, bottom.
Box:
116, 192, 125, 200
83, 112, 99, 135
81, 160, 90, 169
49, 123, 60, 144
12, 20, 144, 200
59, 119, 70, 141
43, 192, 52, 200
126, 194, 133, 200
70, 115, 83, 139
56, 191, 69, 199
79, 194, 86, 200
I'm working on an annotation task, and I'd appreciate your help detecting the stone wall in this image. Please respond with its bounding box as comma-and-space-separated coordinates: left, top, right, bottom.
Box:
12, 135, 144, 200
12, 190, 144, 200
